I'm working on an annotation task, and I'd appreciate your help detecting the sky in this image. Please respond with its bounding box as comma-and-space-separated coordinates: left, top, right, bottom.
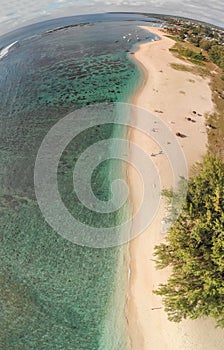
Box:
0, 0, 223, 35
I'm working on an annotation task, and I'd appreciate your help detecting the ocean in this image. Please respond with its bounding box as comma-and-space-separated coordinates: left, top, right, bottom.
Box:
0, 13, 159, 349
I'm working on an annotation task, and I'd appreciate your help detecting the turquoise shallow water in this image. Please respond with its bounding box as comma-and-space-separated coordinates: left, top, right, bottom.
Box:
0, 13, 158, 349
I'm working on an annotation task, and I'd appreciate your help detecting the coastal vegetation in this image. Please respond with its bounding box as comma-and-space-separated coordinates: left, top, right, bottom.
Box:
209, 45, 224, 71
154, 156, 224, 327
154, 19, 224, 328
166, 17, 224, 73
170, 43, 207, 65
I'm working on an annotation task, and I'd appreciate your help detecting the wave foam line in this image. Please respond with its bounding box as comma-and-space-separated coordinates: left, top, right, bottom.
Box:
0, 41, 18, 60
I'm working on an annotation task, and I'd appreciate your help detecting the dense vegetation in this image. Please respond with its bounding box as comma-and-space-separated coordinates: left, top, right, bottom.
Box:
154, 156, 224, 327
169, 45, 207, 64
166, 19, 224, 72
209, 45, 224, 71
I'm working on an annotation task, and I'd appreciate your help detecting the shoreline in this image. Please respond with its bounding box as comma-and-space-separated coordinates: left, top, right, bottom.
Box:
126, 26, 224, 349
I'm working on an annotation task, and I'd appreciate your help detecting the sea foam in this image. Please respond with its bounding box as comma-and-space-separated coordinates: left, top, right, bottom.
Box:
0, 41, 18, 60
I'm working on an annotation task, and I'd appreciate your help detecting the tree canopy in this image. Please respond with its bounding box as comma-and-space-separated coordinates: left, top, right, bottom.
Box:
208, 45, 224, 71
154, 155, 224, 327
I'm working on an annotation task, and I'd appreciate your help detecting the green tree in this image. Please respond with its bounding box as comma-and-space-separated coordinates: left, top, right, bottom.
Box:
154, 155, 224, 327
209, 45, 224, 71
189, 36, 201, 47
199, 39, 213, 52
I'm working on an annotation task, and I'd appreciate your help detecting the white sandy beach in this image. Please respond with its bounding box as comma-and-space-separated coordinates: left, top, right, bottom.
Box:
127, 26, 224, 350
